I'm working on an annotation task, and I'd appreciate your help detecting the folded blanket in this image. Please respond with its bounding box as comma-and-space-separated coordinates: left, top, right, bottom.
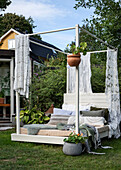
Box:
23, 124, 57, 135
57, 123, 75, 130
79, 124, 112, 154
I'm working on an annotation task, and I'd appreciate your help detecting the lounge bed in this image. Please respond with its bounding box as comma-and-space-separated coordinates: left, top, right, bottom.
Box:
20, 108, 110, 144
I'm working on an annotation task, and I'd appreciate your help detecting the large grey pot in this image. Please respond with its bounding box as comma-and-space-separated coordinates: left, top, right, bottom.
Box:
63, 142, 82, 156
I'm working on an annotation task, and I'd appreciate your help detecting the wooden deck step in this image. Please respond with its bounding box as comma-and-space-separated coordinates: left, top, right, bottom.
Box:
0, 118, 10, 123
0, 123, 12, 127
0, 118, 12, 127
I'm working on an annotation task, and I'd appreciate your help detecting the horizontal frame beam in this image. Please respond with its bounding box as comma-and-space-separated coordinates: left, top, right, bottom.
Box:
28, 27, 76, 36
27, 25, 117, 51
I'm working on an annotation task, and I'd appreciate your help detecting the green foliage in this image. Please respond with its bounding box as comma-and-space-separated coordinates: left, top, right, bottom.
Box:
74, 0, 121, 56
64, 132, 87, 144
0, 90, 4, 98
0, 71, 10, 97
0, 12, 42, 40
74, 0, 121, 99
90, 53, 106, 93
79, 24, 107, 53
67, 42, 87, 55
28, 53, 67, 111
20, 105, 50, 124
0, 13, 36, 37
0, 0, 11, 11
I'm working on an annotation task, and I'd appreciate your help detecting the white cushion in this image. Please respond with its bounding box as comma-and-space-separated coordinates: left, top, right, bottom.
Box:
53, 108, 73, 115
83, 116, 106, 126
67, 116, 106, 126
67, 115, 84, 124
62, 104, 91, 115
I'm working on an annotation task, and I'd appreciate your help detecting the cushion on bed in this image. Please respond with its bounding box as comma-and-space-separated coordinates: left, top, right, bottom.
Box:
67, 116, 106, 126
67, 115, 83, 125
48, 114, 71, 125
80, 110, 104, 117
90, 106, 109, 122
83, 116, 106, 126
62, 104, 90, 112
53, 108, 73, 115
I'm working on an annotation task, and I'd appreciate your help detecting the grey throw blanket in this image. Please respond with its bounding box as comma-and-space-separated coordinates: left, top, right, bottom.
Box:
79, 124, 112, 154
57, 123, 112, 155
23, 124, 57, 135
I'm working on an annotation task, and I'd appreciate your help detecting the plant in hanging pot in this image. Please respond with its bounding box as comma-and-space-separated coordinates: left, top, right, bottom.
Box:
67, 42, 87, 67
63, 132, 87, 156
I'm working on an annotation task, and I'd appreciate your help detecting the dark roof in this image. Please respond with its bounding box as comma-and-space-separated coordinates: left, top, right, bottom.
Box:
30, 37, 62, 62
0, 38, 62, 63
0, 49, 15, 59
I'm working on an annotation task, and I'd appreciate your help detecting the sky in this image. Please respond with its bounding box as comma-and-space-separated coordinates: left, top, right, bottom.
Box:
3, 0, 94, 50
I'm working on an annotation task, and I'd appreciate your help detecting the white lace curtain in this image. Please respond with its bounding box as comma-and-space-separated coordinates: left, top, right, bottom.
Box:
14, 34, 31, 98
68, 49, 120, 138
105, 49, 120, 138
68, 52, 92, 93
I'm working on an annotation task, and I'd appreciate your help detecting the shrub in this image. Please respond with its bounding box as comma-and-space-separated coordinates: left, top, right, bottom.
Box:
20, 105, 50, 124
29, 53, 67, 112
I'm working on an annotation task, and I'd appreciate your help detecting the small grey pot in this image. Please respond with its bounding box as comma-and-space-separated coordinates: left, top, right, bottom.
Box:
63, 142, 82, 156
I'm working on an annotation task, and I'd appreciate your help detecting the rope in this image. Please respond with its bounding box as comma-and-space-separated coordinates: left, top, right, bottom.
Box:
87, 49, 115, 54
80, 28, 117, 51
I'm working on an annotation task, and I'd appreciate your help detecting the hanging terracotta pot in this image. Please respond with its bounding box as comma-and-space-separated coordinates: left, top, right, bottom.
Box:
67, 53, 81, 67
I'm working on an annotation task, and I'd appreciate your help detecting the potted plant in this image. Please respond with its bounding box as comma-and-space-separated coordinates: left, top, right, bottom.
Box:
0, 72, 10, 104
63, 132, 87, 156
0, 89, 5, 104
67, 42, 87, 67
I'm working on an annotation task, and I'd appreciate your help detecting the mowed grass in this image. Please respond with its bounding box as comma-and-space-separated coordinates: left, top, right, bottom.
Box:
0, 129, 121, 170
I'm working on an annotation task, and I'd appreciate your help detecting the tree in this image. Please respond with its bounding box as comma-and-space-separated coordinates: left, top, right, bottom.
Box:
0, 13, 41, 40
0, 13, 35, 36
28, 53, 67, 111
74, 0, 121, 56
0, 0, 11, 11
74, 0, 121, 97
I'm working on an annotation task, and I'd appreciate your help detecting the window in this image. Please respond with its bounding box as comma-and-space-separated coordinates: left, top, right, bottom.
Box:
8, 39, 15, 49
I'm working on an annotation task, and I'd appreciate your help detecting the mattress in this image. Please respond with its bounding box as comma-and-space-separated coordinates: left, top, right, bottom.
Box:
20, 125, 109, 138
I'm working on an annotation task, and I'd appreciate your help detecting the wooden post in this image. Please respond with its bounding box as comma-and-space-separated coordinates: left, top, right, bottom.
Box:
16, 91, 20, 134
66, 65, 69, 93
10, 57, 14, 122
75, 24, 80, 134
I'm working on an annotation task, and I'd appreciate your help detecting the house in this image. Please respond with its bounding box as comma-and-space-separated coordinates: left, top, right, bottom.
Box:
0, 28, 61, 125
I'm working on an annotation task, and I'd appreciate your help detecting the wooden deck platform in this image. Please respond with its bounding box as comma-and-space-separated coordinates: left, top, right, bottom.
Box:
11, 125, 109, 145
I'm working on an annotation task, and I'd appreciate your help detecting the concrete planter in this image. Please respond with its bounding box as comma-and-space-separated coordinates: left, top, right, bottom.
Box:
63, 142, 82, 156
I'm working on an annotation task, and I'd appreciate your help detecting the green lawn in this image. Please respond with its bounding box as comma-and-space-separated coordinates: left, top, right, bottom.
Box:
0, 129, 121, 170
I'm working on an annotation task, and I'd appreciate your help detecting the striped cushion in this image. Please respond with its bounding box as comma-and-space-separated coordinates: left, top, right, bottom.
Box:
48, 114, 70, 125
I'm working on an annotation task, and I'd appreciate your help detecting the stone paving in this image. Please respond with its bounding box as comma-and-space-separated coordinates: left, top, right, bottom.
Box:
0, 127, 13, 131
